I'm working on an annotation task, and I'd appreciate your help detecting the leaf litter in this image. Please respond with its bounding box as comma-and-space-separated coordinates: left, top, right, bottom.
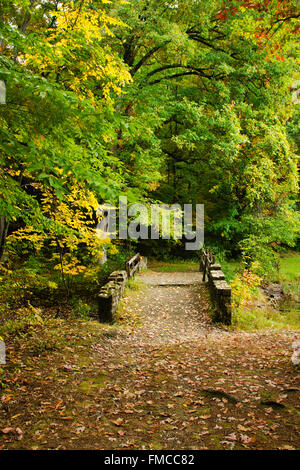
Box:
0, 272, 299, 449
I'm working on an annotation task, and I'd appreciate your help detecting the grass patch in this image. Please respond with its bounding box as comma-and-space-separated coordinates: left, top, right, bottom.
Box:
148, 259, 199, 272
215, 258, 243, 282
233, 305, 299, 331
278, 253, 300, 282
220, 252, 299, 331
126, 277, 144, 290
216, 251, 299, 286
276, 253, 300, 300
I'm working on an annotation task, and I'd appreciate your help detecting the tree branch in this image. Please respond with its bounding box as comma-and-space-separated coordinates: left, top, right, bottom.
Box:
131, 40, 171, 76
148, 70, 219, 86
146, 64, 212, 79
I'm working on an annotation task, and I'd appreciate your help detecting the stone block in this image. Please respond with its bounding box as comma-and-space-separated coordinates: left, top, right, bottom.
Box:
209, 264, 222, 271
98, 273, 126, 323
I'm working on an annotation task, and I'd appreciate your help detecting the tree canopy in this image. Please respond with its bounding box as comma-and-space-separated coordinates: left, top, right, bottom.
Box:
0, 0, 299, 278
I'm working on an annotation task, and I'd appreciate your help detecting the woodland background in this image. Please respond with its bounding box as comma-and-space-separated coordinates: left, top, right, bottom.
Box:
0, 0, 299, 331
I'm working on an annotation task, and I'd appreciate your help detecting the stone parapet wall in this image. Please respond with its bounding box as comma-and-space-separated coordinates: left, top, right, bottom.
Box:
98, 270, 127, 323
98, 256, 147, 324
208, 265, 231, 325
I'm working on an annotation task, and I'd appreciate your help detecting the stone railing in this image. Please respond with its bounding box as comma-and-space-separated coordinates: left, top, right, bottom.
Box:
208, 264, 231, 325
200, 250, 232, 325
98, 255, 147, 323
98, 270, 127, 323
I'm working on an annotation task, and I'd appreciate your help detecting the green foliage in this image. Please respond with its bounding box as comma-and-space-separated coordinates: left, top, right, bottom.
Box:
233, 304, 300, 331
0, 0, 299, 320
0, 263, 58, 308
217, 258, 243, 283
0, 367, 8, 390
278, 254, 300, 283
110, 0, 299, 263
0, 0, 138, 264
71, 298, 92, 320
239, 236, 281, 280
275, 253, 300, 300
231, 254, 300, 330
0, 305, 44, 338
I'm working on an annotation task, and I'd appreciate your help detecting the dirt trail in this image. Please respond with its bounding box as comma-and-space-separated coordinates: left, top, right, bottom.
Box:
122, 271, 218, 346
1, 270, 299, 450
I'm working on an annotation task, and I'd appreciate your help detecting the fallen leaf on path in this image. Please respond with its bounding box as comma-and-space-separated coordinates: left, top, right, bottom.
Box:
224, 433, 237, 441
240, 434, 252, 444
1, 428, 14, 434
112, 418, 123, 427
75, 427, 85, 433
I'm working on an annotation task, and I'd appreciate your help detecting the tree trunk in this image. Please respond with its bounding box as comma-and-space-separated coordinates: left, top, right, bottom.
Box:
0, 216, 9, 262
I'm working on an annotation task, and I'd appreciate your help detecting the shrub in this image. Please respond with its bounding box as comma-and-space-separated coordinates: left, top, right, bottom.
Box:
231, 267, 262, 328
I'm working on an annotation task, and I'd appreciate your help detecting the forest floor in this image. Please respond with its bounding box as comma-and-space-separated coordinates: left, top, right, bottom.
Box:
0, 268, 299, 450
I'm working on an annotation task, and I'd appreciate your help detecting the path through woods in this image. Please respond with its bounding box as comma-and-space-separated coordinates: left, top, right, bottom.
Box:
0, 268, 299, 450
